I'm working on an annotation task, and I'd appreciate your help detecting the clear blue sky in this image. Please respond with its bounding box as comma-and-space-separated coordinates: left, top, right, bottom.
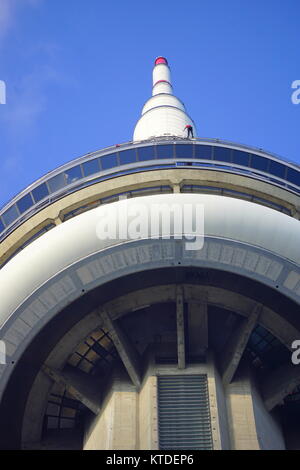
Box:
0, 0, 299, 208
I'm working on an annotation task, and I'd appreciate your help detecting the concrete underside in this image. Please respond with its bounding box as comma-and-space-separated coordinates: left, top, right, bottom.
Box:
1, 193, 300, 450
0, 267, 300, 450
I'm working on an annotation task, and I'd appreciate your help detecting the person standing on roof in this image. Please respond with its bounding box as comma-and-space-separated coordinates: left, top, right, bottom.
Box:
184, 124, 194, 139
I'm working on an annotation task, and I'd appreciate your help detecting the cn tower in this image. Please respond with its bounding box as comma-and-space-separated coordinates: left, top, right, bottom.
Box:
0, 58, 300, 450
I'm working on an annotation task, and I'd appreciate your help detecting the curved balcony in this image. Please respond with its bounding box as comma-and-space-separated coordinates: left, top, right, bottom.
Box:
0, 137, 300, 242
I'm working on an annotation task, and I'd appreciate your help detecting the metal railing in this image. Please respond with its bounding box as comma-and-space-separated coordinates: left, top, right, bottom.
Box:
0, 137, 299, 243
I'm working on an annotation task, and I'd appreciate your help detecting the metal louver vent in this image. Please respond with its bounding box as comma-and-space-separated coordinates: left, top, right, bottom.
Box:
158, 375, 213, 450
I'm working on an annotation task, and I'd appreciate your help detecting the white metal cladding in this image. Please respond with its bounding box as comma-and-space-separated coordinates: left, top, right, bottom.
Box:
158, 375, 213, 450
152, 82, 173, 95
134, 107, 196, 140
152, 64, 171, 90
142, 94, 185, 115
134, 58, 197, 140
1, 193, 300, 326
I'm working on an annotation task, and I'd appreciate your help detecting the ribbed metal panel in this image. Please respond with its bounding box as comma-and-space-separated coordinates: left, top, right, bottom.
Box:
158, 375, 213, 450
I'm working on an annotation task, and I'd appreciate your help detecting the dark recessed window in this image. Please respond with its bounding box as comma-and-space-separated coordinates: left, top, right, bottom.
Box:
194, 145, 212, 159
47, 417, 59, 429
0, 218, 5, 232
250, 154, 269, 172
82, 159, 100, 176
213, 146, 232, 162
65, 166, 82, 184
287, 185, 300, 194
48, 173, 66, 193
232, 150, 249, 166
287, 168, 300, 186
32, 183, 49, 203
100, 153, 118, 170
119, 149, 137, 165
175, 144, 194, 158
269, 178, 285, 186
157, 145, 174, 159
2, 205, 19, 226
17, 193, 34, 214
269, 161, 286, 179
138, 146, 156, 161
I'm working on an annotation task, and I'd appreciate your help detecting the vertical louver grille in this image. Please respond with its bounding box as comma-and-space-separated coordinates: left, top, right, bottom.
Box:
158, 375, 213, 450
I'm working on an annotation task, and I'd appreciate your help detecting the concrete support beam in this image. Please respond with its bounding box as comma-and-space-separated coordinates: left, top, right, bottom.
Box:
263, 363, 300, 411
188, 301, 208, 356
54, 216, 62, 225
176, 286, 186, 369
99, 309, 141, 388
222, 304, 262, 385
42, 364, 101, 415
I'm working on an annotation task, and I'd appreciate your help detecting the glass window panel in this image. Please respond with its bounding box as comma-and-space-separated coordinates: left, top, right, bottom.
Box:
47, 403, 60, 416
269, 161, 286, 179
86, 349, 98, 363
138, 146, 156, 161
75, 344, 88, 356
82, 159, 100, 176
62, 397, 78, 409
61, 408, 76, 418
175, 144, 194, 158
92, 342, 109, 357
257, 339, 268, 350
65, 165, 82, 184
91, 330, 104, 341
0, 218, 5, 232
232, 150, 249, 166
2, 205, 19, 226
16, 193, 34, 214
32, 183, 49, 202
194, 145, 212, 159
67, 354, 80, 367
78, 361, 92, 373
287, 168, 300, 186
48, 173, 66, 193
119, 149, 137, 165
47, 417, 59, 429
256, 325, 267, 336
287, 185, 300, 194
156, 145, 174, 159
101, 335, 113, 349
60, 418, 74, 429
250, 154, 269, 172
100, 153, 118, 170
214, 146, 231, 162
85, 336, 95, 347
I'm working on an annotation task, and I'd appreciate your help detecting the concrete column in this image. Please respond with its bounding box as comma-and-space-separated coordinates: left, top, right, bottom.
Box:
225, 366, 260, 450
176, 286, 186, 369
84, 368, 138, 450
206, 353, 225, 450
139, 375, 159, 450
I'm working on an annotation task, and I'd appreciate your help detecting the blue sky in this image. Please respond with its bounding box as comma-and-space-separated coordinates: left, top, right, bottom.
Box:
0, 0, 299, 208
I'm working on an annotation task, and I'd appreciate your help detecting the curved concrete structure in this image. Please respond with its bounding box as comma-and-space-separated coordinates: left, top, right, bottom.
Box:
0, 58, 300, 450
